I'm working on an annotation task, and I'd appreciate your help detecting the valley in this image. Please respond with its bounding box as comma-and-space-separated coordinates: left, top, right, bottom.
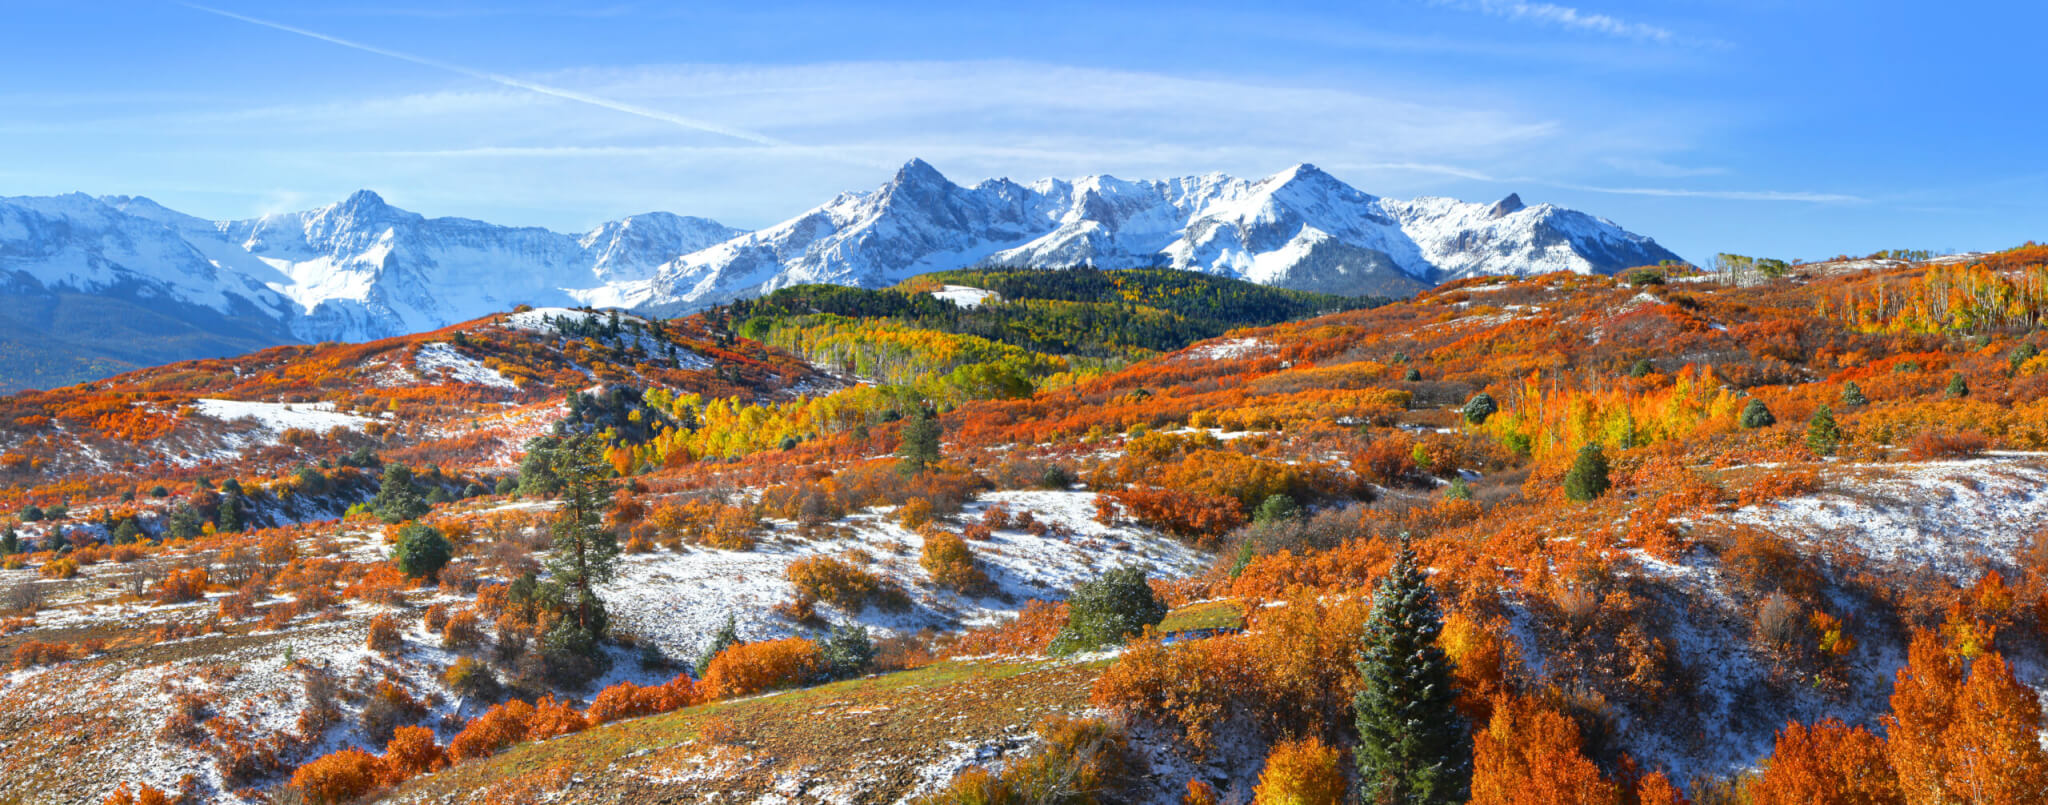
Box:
0, 249, 2044, 803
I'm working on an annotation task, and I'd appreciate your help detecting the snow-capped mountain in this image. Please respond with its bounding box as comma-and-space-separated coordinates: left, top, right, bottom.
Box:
0, 161, 1678, 390
629, 159, 1683, 310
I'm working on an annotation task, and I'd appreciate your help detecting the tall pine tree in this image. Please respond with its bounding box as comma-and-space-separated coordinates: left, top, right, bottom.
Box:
545, 434, 619, 638
1355, 538, 1471, 804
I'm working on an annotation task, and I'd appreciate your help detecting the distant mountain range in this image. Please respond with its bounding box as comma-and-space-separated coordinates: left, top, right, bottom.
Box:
0, 160, 1681, 390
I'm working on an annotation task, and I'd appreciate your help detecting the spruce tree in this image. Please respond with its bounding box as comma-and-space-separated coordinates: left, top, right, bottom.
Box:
1460, 393, 1497, 426
1805, 405, 1843, 456
1, 528, 16, 555
372, 464, 429, 524
217, 495, 242, 533
1254, 493, 1300, 524
1355, 539, 1470, 804
1562, 443, 1611, 502
1946, 373, 1970, 398
544, 434, 620, 639
1840, 381, 1868, 407
395, 524, 453, 581
897, 405, 942, 476
1444, 476, 1472, 501
2012, 343, 2040, 375
1739, 398, 1776, 429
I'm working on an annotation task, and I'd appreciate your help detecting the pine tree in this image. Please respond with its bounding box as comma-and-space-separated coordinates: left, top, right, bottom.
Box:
1445, 476, 1472, 501
1562, 444, 1610, 502
1840, 382, 1868, 407
1740, 398, 1777, 429
372, 464, 429, 524
1049, 565, 1167, 655
897, 405, 942, 476
217, 495, 242, 533
1461, 393, 1498, 426
395, 524, 453, 580
1946, 374, 1970, 398
1355, 539, 1471, 804
0, 528, 16, 555
1254, 493, 1300, 524
1628, 359, 1654, 378
544, 434, 619, 638
2012, 343, 2040, 375
1805, 405, 1843, 456
166, 504, 203, 540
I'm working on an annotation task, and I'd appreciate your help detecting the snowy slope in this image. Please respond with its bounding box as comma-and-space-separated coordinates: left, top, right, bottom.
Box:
632, 160, 1683, 309
1, 163, 1676, 387
1, 191, 743, 349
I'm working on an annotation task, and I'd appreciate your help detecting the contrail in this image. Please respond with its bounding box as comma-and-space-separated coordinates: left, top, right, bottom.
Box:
180, 2, 790, 148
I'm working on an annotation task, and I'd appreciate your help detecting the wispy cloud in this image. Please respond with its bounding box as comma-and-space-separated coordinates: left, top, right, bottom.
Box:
179, 3, 789, 147
1553, 182, 1864, 203
1433, 0, 1678, 43
1601, 156, 1726, 178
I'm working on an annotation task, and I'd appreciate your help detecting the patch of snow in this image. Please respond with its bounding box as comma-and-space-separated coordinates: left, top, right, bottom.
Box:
931, 285, 999, 309
600, 489, 1210, 659
412, 342, 518, 389
1183, 337, 1271, 361
190, 399, 374, 435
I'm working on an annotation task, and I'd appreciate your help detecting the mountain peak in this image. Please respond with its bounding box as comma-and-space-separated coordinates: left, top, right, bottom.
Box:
892, 158, 949, 187
339, 189, 389, 212
1487, 192, 1525, 218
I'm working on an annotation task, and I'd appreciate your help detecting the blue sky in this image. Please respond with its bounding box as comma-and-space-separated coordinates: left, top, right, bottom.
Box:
1, 0, 2041, 264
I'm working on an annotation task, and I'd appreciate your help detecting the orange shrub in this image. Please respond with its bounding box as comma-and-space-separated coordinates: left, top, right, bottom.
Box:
448, 699, 535, 761
377, 725, 445, 785
586, 672, 696, 726
700, 638, 822, 700
1904, 430, 1988, 460
11, 640, 84, 669
1747, 719, 1898, 805
290, 748, 380, 805
40, 557, 78, 579
101, 782, 175, 805
921, 531, 989, 593
1737, 469, 1822, 508
1470, 695, 1617, 805
951, 599, 1069, 656
441, 610, 484, 651
1252, 737, 1345, 805
366, 613, 404, 655
897, 497, 936, 529
1101, 486, 1245, 548
525, 696, 589, 741
785, 554, 881, 612
343, 565, 410, 606
155, 568, 209, 604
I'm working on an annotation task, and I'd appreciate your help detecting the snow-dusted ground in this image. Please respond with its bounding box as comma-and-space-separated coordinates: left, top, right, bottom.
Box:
190, 399, 375, 435
499, 307, 713, 371
1718, 455, 2048, 574
1181, 337, 1271, 361
412, 342, 518, 390
601, 489, 1211, 659
930, 285, 999, 309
